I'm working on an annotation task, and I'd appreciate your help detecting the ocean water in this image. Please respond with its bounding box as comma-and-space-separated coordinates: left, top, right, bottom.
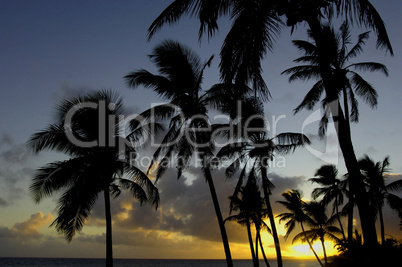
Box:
0, 258, 320, 267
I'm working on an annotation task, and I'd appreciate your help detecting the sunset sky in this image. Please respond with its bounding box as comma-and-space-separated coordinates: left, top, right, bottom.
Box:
1, 0, 401, 260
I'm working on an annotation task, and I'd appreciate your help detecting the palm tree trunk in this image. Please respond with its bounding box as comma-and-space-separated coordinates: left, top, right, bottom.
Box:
342, 87, 350, 126
258, 233, 270, 267
246, 220, 258, 267
320, 236, 328, 267
255, 228, 259, 266
306, 17, 378, 249
379, 208, 385, 244
301, 223, 324, 267
347, 191, 354, 244
261, 167, 283, 267
104, 186, 113, 267
335, 197, 346, 241
203, 166, 233, 267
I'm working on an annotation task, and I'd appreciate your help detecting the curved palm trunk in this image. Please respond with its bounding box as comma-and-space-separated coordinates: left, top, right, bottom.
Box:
104, 186, 113, 267
301, 223, 324, 267
306, 17, 378, 249
320, 236, 328, 267
379, 207, 385, 244
260, 167, 283, 267
203, 166, 233, 267
258, 233, 270, 267
246, 220, 258, 266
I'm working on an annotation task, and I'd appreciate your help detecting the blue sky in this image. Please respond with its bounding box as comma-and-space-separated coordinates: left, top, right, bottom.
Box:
0, 0, 401, 259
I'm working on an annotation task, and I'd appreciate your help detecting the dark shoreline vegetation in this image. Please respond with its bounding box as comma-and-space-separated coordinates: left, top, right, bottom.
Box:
27, 1, 401, 267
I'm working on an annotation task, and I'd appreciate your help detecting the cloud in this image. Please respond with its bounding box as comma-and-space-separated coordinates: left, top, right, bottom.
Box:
0, 212, 53, 241
0, 135, 35, 205
0, 197, 7, 207
81, 165, 307, 250
0, 134, 13, 147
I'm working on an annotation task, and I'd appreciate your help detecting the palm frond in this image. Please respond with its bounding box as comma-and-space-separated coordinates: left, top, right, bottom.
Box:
350, 72, 378, 108
344, 31, 370, 61
293, 80, 324, 114
335, 0, 393, 54
51, 180, 100, 242
220, 0, 282, 101
27, 123, 77, 155
118, 178, 148, 205
349, 62, 388, 76
386, 179, 402, 192
30, 158, 86, 203
282, 65, 321, 83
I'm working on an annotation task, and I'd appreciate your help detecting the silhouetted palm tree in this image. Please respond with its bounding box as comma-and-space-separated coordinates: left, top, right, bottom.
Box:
359, 155, 402, 244
282, 20, 390, 247
28, 90, 159, 267
124, 40, 233, 266
294, 201, 342, 266
309, 165, 347, 240
218, 129, 310, 267
225, 175, 270, 266
277, 190, 324, 267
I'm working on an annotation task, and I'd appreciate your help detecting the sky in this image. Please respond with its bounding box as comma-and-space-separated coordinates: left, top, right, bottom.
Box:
0, 0, 402, 260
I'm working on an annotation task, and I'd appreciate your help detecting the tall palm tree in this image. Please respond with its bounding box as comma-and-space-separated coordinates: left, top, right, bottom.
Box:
309, 165, 347, 240
147, 0, 393, 249
27, 90, 159, 267
124, 40, 233, 266
293, 201, 342, 266
277, 190, 324, 267
282, 21, 389, 247
217, 130, 310, 267
359, 155, 402, 244
225, 174, 270, 266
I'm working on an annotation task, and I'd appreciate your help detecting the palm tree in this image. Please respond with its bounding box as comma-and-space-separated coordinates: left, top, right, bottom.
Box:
359, 155, 402, 244
225, 174, 270, 266
217, 129, 310, 267
124, 40, 233, 266
309, 165, 347, 241
27, 90, 159, 267
294, 201, 342, 266
277, 190, 324, 267
147, 0, 393, 249
282, 21, 389, 247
